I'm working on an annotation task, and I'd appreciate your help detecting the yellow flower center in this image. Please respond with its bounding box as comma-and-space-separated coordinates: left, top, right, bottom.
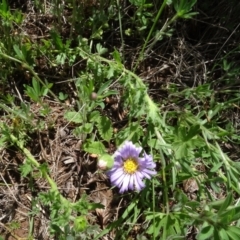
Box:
123, 158, 138, 174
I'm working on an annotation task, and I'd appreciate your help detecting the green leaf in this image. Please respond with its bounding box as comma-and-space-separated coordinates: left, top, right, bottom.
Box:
97, 80, 113, 96
76, 123, 93, 134
107, 66, 114, 79
220, 206, 240, 224
227, 226, 240, 238
147, 215, 165, 235
97, 116, 113, 142
50, 30, 64, 50
184, 124, 200, 141
13, 44, 25, 60
197, 224, 214, 240
112, 49, 122, 64
226, 227, 240, 240
64, 111, 84, 123
74, 216, 88, 232
0, 134, 7, 148
210, 162, 224, 172
218, 193, 233, 214
83, 123, 94, 133
208, 197, 229, 210
218, 228, 229, 240
96, 43, 108, 55
173, 0, 197, 18
89, 111, 100, 123
172, 141, 189, 159
0, 0, 8, 12
83, 141, 106, 155
32, 77, 40, 94
146, 96, 161, 124
38, 163, 49, 176
59, 92, 68, 101
19, 161, 33, 177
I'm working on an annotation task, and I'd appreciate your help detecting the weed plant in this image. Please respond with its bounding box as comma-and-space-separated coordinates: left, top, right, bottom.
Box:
0, 0, 240, 239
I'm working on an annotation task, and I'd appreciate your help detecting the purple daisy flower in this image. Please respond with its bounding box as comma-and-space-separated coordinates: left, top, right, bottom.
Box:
107, 141, 156, 193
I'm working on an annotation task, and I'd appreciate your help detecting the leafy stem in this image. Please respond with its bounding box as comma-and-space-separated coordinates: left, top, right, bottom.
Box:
134, 0, 169, 70
8, 132, 68, 204
143, 13, 179, 56
0, 51, 60, 102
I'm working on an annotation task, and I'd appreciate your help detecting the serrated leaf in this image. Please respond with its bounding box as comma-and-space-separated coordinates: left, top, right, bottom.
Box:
97, 116, 113, 142
146, 96, 162, 124
64, 111, 83, 123
83, 141, 106, 155
19, 161, 33, 177
112, 49, 122, 64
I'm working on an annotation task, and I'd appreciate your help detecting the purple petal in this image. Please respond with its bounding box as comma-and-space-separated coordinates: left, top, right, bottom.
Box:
119, 175, 131, 193
128, 175, 134, 190
111, 177, 125, 189
110, 169, 125, 184
140, 169, 157, 179
117, 141, 142, 160
107, 141, 156, 193
134, 174, 145, 191
135, 170, 144, 180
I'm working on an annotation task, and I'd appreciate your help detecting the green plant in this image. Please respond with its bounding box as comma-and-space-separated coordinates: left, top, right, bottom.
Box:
1, 0, 240, 239
24, 78, 53, 103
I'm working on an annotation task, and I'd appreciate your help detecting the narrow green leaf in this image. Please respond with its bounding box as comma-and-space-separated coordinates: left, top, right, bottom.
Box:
50, 31, 64, 50
185, 124, 200, 141
218, 193, 233, 214
0, 0, 8, 12
97, 80, 112, 95
32, 78, 40, 94
147, 215, 166, 236
210, 162, 224, 172
208, 198, 228, 210
220, 206, 240, 224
